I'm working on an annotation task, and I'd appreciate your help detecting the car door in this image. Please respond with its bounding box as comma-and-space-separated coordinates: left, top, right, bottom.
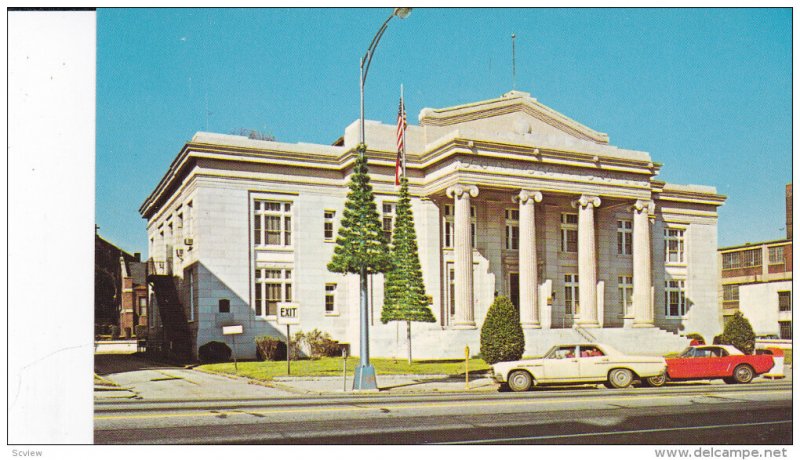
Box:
541, 346, 581, 382
578, 345, 610, 380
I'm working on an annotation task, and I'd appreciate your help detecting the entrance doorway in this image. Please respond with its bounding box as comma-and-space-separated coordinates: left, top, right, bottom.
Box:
509, 273, 519, 310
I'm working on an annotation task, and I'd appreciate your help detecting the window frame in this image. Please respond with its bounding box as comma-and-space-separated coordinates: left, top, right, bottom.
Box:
505, 208, 520, 250
253, 200, 293, 248
323, 209, 336, 242
324, 283, 338, 315
617, 219, 632, 256
560, 213, 578, 253
382, 202, 396, 244
618, 275, 633, 317
778, 291, 791, 312
443, 204, 476, 249
564, 273, 579, 315
664, 279, 687, 318
664, 228, 685, 264
254, 267, 293, 318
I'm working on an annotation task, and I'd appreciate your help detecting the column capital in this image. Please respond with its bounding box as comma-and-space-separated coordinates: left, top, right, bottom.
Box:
571, 194, 601, 209
446, 184, 479, 199
631, 199, 655, 214
513, 189, 543, 205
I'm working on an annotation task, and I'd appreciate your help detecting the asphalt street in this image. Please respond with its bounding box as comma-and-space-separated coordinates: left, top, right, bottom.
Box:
95, 381, 792, 444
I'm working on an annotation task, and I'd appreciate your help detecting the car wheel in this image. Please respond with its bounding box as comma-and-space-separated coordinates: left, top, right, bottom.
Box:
732, 364, 755, 384
607, 368, 634, 389
643, 372, 667, 387
507, 370, 533, 392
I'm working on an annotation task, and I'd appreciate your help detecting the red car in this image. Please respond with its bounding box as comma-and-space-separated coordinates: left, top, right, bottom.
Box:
661, 345, 773, 385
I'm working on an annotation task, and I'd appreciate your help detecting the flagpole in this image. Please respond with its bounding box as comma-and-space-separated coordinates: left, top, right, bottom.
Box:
401, 84, 407, 178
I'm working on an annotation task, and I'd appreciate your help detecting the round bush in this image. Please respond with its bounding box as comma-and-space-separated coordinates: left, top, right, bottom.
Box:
480, 295, 525, 364
198, 341, 232, 362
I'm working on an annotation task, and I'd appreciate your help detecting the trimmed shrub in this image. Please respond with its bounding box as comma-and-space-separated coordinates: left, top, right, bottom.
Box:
198, 341, 232, 363
255, 336, 287, 361
480, 295, 525, 365
719, 311, 756, 355
135, 325, 148, 339
712, 334, 724, 345
110, 325, 121, 340
289, 329, 341, 359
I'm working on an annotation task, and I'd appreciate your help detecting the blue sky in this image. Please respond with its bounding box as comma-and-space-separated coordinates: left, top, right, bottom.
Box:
96, 8, 792, 256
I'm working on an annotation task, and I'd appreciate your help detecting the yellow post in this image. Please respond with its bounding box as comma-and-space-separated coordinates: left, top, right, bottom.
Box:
465, 345, 470, 390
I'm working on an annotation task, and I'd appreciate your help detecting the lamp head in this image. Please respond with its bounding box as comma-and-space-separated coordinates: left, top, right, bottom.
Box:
393, 8, 412, 19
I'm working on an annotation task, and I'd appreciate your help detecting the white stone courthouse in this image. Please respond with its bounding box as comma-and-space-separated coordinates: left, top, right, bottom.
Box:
141, 91, 726, 360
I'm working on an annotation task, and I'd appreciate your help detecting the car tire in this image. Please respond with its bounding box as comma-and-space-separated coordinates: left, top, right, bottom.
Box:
607, 368, 634, 389
731, 364, 755, 384
507, 370, 533, 392
642, 372, 667, 387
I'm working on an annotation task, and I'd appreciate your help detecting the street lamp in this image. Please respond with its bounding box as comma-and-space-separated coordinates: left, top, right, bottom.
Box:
359, 7, 412, 145
353, 7, 411, 391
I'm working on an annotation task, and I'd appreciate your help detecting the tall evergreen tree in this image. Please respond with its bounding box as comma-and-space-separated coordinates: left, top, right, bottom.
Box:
328, 144, 391, 388
381, 177, 436, 363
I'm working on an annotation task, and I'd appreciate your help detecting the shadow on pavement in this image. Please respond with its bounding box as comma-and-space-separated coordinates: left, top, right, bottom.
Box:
94, 352, 182, 376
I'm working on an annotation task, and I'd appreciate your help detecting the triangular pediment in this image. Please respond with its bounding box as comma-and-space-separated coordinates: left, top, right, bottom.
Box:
419, 90, 610, 145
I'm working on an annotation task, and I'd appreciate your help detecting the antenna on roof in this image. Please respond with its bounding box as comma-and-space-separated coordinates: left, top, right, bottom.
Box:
511, 33, 516, 90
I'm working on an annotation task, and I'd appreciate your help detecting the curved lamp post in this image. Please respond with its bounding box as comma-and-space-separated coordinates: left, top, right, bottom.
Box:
354, 7, 411, 391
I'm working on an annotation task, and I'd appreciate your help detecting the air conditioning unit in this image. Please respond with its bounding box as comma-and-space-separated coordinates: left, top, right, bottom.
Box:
184, 238, 194, 246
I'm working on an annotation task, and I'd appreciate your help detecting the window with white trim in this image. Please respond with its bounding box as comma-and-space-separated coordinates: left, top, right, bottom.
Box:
618, 275, 633, 316
664, 228, 685, 263
664, 279, 686, 317
505, 209, 520, 250
617, 220, 632, 256
382, 202, 396, 243
138, 297, 147, 317
560, 213, 578, 253
446, 263, 455, 321
722, 284, 739, 309
325, 283, 337, 314
443, 204, 476, 248
778, 291, 791, 312
564, 274, 579, 315
254, 268, 293, 317
253, 201, 292, 246
779, 321, 792, 340
768, 246, 785, 265
324, 210, 336, 241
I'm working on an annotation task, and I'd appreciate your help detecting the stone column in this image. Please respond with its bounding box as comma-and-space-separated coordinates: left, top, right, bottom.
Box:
572, 194, 601, 327
515, 190, 543, 328
446, 184, 479, 329
632, 199, 655, 327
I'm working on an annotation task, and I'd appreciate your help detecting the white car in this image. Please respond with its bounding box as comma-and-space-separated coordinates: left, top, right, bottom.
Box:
491, 343, 667, 392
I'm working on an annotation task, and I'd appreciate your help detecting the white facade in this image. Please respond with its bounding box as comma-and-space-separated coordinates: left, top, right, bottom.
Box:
739, 281, 792, 336
141, 91, 726, 359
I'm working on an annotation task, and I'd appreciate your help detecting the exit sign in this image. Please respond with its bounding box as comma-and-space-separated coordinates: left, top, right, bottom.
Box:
277, 303, 300, 325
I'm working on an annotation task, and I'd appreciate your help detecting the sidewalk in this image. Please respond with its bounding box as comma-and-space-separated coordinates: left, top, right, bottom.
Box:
269, 374, 497, 395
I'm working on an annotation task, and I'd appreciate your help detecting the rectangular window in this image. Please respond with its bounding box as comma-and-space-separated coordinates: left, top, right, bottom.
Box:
561, 213, 578, 253
446, 263, 456, 320
324, 210, 336, 241
779, 321, 792, 340
722, 248, 762, 269
325, 284, 337, 313
664, 228, 685, 263
382, 202, 396, 243
138, 297, 147, 316
253, 200, 293, 247
778, 291, 791, 312
664, 280, 686, 317
618, 275, 633, 316
769, 246, 784, 265
219, 299, 230, 313
254, 268, 292, 317
443, 204, 476, 248
617, 220, 632, 256
722, 284, 739, 309
505, 209, 520, 250
564, 274, 579, 315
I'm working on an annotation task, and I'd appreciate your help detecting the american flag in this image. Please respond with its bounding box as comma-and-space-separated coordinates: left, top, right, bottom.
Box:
395, 96, 406, 186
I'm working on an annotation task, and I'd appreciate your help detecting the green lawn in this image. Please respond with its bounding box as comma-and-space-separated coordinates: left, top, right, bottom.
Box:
197, 357, 490, 382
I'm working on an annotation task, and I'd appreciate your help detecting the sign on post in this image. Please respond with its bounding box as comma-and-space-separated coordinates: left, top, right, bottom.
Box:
221, 324, 244, 372
277, 303, 300, 375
